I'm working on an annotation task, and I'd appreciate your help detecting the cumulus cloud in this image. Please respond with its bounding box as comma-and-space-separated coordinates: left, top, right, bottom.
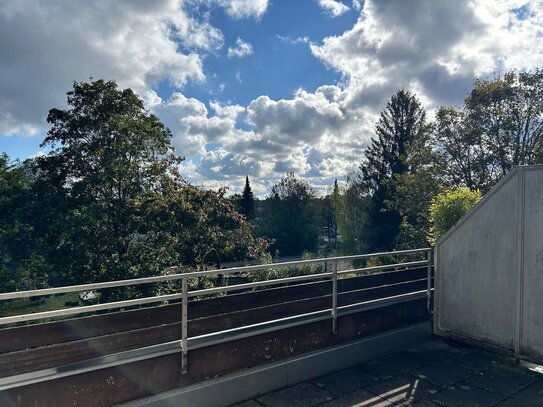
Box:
186, 0, 543, 194
227, 38, 254, 58
0, 0, 215, 135
2, 0, 542, 196
311, 0, 543, 109
0, 0, 270, 136
216, 0, 269, 19
317, 0, 350, 17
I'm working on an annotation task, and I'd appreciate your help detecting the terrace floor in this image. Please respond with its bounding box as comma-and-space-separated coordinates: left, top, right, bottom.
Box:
232, 338, 543, 407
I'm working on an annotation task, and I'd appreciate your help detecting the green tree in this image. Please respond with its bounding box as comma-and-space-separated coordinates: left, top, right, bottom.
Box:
429, 187, 481, 244
37, 79, 180, 285
437, 69, 543, 192
240, 176, 255, 220
358, 90, 432, 252
264, 172, 318, 256
332, 178, 371, 255
136, 184, 269, 272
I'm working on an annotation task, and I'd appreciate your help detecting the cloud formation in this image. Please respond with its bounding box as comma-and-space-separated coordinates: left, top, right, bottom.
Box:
1, 0, 542, 196
227, 38, 254, 58
317, 0, 350, 17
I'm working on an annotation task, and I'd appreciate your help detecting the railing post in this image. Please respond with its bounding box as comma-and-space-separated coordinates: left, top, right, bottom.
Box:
332, 260, 338, 335
427, 250, 433, 315
181, 275, 188, 374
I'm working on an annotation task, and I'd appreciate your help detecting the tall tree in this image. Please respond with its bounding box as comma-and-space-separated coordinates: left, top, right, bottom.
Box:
240, 176, 255, 220
437, 69, 543, 192
358, 90, 431, 251
37, 79, 181, 284
264, 172, 318, 256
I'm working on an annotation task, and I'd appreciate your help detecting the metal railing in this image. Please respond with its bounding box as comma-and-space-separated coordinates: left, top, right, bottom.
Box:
0, 247, 432, 387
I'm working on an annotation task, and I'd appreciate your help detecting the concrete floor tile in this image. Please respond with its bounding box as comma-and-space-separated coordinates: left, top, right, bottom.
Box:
446, 349, 507, 372
467, 366, 537, 396
495, 380, 543, 406
411, 360, 475, 388
322, 389, 394, 407
230, 400, 264, 407
365, 375, 441, 405
430, 384, 506, 407
256, 382, 335, 407
311, 367, 380, 396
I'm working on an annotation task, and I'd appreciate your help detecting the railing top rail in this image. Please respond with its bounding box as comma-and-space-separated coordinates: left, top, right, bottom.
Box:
0, 247, 430, 302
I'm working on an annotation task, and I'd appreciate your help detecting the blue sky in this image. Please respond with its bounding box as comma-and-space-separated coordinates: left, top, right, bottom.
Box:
1, 0, 542, 195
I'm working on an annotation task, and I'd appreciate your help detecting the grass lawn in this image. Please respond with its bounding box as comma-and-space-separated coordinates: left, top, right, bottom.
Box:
0, 292, 81, 318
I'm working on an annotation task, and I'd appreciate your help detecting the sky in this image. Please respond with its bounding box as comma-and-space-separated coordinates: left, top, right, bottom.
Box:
0, 0, 542, 196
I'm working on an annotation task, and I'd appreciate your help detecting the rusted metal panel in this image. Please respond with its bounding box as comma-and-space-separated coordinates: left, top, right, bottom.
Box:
0, 268, 426, 355
0, 278, 428, 377
1, 299, 428, 407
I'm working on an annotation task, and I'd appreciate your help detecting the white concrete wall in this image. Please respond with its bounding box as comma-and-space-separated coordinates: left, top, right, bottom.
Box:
435, 165, 543, 361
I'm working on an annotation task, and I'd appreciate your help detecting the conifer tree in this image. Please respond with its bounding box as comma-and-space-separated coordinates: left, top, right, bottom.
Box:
240, 176, 255, 220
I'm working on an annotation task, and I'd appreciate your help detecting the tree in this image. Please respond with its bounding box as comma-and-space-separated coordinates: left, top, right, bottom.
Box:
264, 172, 319, 256
429, 187, 481, 244
437, 69, 543, 192
0, 80, 269, 297
358, 90, 432, 252
240, 176, 255, 220
331, 178, 371, 255
136, 184, 269, 272
37, 79, 180, 285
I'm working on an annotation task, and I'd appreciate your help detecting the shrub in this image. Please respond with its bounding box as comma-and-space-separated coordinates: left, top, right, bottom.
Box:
429, 187, 481, 244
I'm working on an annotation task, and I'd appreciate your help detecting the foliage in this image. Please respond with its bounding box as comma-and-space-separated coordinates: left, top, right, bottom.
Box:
263, 172, 319, 256
436, 69, 543, 192
240, 176, 255, 220
331, 178, 371, 255
357, 90, 432, 252
251, 251, 324, 283
429, 187, 481, 244
0, 80, 267, 299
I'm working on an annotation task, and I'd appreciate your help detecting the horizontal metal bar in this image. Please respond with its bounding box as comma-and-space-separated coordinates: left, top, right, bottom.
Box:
0, 339, 182, 391
337, 260, 428, 276
176, 248, 431, 279
337, 290, 428, 317
187, 272, 334, 298
0, 248, 430, 301
0, 293, 183, 326
188, 308, 333, 350
0, 289, 428, 390
0, 274, 188, 301
189, 290, 428, 350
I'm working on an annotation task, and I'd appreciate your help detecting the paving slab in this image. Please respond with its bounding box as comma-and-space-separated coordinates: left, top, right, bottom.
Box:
321, 389, 394, 407
311, 367, 380, 396
410, 360, 475, 388
256, 382, 335, 407
430, 383, 506, 407
496, 380, 543, 406
466, 366, 538, 396
446, 349, 507, 372
365, 374, 441, 406
406, 340, 465, 362
231, 400, 264, 407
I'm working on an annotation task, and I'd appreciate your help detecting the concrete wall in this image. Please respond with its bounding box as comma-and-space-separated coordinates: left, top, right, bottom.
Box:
434, 165, 543, 361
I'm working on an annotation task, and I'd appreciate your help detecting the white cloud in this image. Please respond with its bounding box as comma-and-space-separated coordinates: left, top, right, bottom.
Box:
180, 0, 543, 194
227, 37, 254, 58
216, 0, 269, 19
276, 35, 310, 45
311, 0, 543, 109
0, 0, 216, 135
2, 0, 542, 196
317, 0, 350, 17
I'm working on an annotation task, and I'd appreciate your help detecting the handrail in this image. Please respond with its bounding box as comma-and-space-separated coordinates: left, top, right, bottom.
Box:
0, 247, 433, 383
0, 248, 430, 301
